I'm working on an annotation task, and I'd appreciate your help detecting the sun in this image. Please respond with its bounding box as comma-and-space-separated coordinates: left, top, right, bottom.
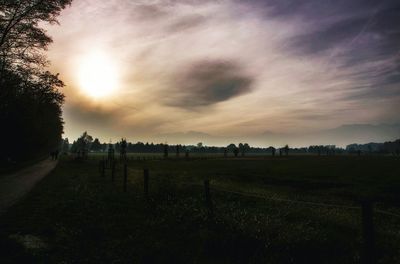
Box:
78, 51, 119, 98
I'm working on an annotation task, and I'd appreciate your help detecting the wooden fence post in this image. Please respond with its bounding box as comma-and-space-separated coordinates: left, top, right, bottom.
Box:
144, 168, 149, 197
123, 163, 127, 192
204, 180, 213, 219
361, 201, 376, 264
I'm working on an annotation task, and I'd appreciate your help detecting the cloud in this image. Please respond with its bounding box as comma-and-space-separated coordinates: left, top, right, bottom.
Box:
280, 0, 400, 101
166, 14, 206, 33
163, 60, 253, 109
46, 0, 400, 143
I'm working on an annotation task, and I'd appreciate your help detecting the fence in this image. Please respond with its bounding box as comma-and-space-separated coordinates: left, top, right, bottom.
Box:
97, 159, 400, 264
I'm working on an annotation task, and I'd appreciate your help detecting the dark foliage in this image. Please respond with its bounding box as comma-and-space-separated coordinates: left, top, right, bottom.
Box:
0, 0, 72, 163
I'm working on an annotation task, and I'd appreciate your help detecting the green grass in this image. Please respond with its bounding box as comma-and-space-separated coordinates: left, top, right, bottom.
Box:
0, 156, 399, 263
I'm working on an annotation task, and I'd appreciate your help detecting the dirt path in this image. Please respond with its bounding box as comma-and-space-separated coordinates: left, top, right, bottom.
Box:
0, 159, 58, 215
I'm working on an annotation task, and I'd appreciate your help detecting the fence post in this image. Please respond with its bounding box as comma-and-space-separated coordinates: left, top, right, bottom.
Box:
204, 180, 214, 219
144, 168, 149, 197
111, 160, 115, 182
123, 163, 127, 192
361, 201, 376, 264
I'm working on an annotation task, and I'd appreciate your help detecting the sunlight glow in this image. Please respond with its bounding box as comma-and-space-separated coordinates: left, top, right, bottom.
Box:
78, 51, 119, 98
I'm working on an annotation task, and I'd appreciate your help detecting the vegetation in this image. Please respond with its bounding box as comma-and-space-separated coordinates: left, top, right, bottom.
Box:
0, 0, 71, 163
1, 156, 399, 263
65, 132, 400, 157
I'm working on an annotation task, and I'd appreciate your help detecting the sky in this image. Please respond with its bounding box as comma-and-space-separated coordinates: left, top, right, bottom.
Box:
46, 0, 400, 146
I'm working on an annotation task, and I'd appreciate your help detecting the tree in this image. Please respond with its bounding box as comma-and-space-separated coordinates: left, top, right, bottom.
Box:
91, 138, 102, 152
163, 144, 168, 158
239, 143, 250, 156
227, 144, 239, 157
270, 147, 276, 156
0, 0, 72, 76
72, 132, 93, 154
233, 147, 239, 157
226, 144, 236, 151
0, 0, 72, 163
119, 138, 127, 161
61, 138, 69, 153
284, 145, 289, 156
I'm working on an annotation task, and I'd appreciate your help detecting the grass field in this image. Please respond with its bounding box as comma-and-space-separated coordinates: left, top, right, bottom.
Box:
0, 155, 399, 263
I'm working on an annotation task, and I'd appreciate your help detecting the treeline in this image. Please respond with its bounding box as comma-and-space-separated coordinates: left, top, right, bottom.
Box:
63, 132, 400, 156
0, 1, 72, 163
346, 139, 400, 155
63, 132, 348, 156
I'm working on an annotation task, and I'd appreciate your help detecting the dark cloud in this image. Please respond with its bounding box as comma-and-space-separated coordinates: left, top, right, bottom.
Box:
64, 103, 118, 125
131, 4, 168, 21
164, 60, 253, 109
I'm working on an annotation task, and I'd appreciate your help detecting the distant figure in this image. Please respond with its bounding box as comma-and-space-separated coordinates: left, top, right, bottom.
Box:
176, 145, 180, 157
271, 147, 276, 156
50, 150, 59, 160
224, 148, 227, 158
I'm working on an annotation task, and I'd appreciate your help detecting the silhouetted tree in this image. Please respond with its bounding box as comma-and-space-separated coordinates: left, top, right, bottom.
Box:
108, 143, 115, 161
91, 138, 102, 152
271, 147, 276, 156
74, 132, 92, 159
239, 143, 250, 156
0, 0, 72, 163
233, 147, 239, 157
120, 138, 127, 161
284, 145, 289, 156
61, 138, 69, 153
163, 144, 169, 158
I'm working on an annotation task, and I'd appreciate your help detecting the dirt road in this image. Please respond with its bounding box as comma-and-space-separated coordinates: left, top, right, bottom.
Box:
0, 159, 57, 215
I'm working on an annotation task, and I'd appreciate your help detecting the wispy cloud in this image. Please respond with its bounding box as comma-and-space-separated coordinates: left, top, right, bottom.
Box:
47, 0, 400, 143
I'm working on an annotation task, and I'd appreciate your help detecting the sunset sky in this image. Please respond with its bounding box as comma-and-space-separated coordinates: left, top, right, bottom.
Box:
46, 0, 400, 146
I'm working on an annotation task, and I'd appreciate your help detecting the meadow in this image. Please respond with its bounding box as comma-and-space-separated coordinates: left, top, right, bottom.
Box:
0, 154, 399, 263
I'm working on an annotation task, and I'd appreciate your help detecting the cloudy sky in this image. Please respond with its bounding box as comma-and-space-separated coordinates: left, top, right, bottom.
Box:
46, 0, 400, 145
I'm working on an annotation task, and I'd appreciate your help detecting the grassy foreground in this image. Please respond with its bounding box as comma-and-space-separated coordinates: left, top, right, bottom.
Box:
0, 155, 399, 263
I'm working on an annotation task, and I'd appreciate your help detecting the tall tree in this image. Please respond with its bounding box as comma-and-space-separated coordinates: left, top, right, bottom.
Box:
0, 0, 72, 162
0, 0, 72, 76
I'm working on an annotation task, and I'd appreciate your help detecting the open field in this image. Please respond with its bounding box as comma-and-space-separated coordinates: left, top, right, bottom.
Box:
0, 155, 399, 263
